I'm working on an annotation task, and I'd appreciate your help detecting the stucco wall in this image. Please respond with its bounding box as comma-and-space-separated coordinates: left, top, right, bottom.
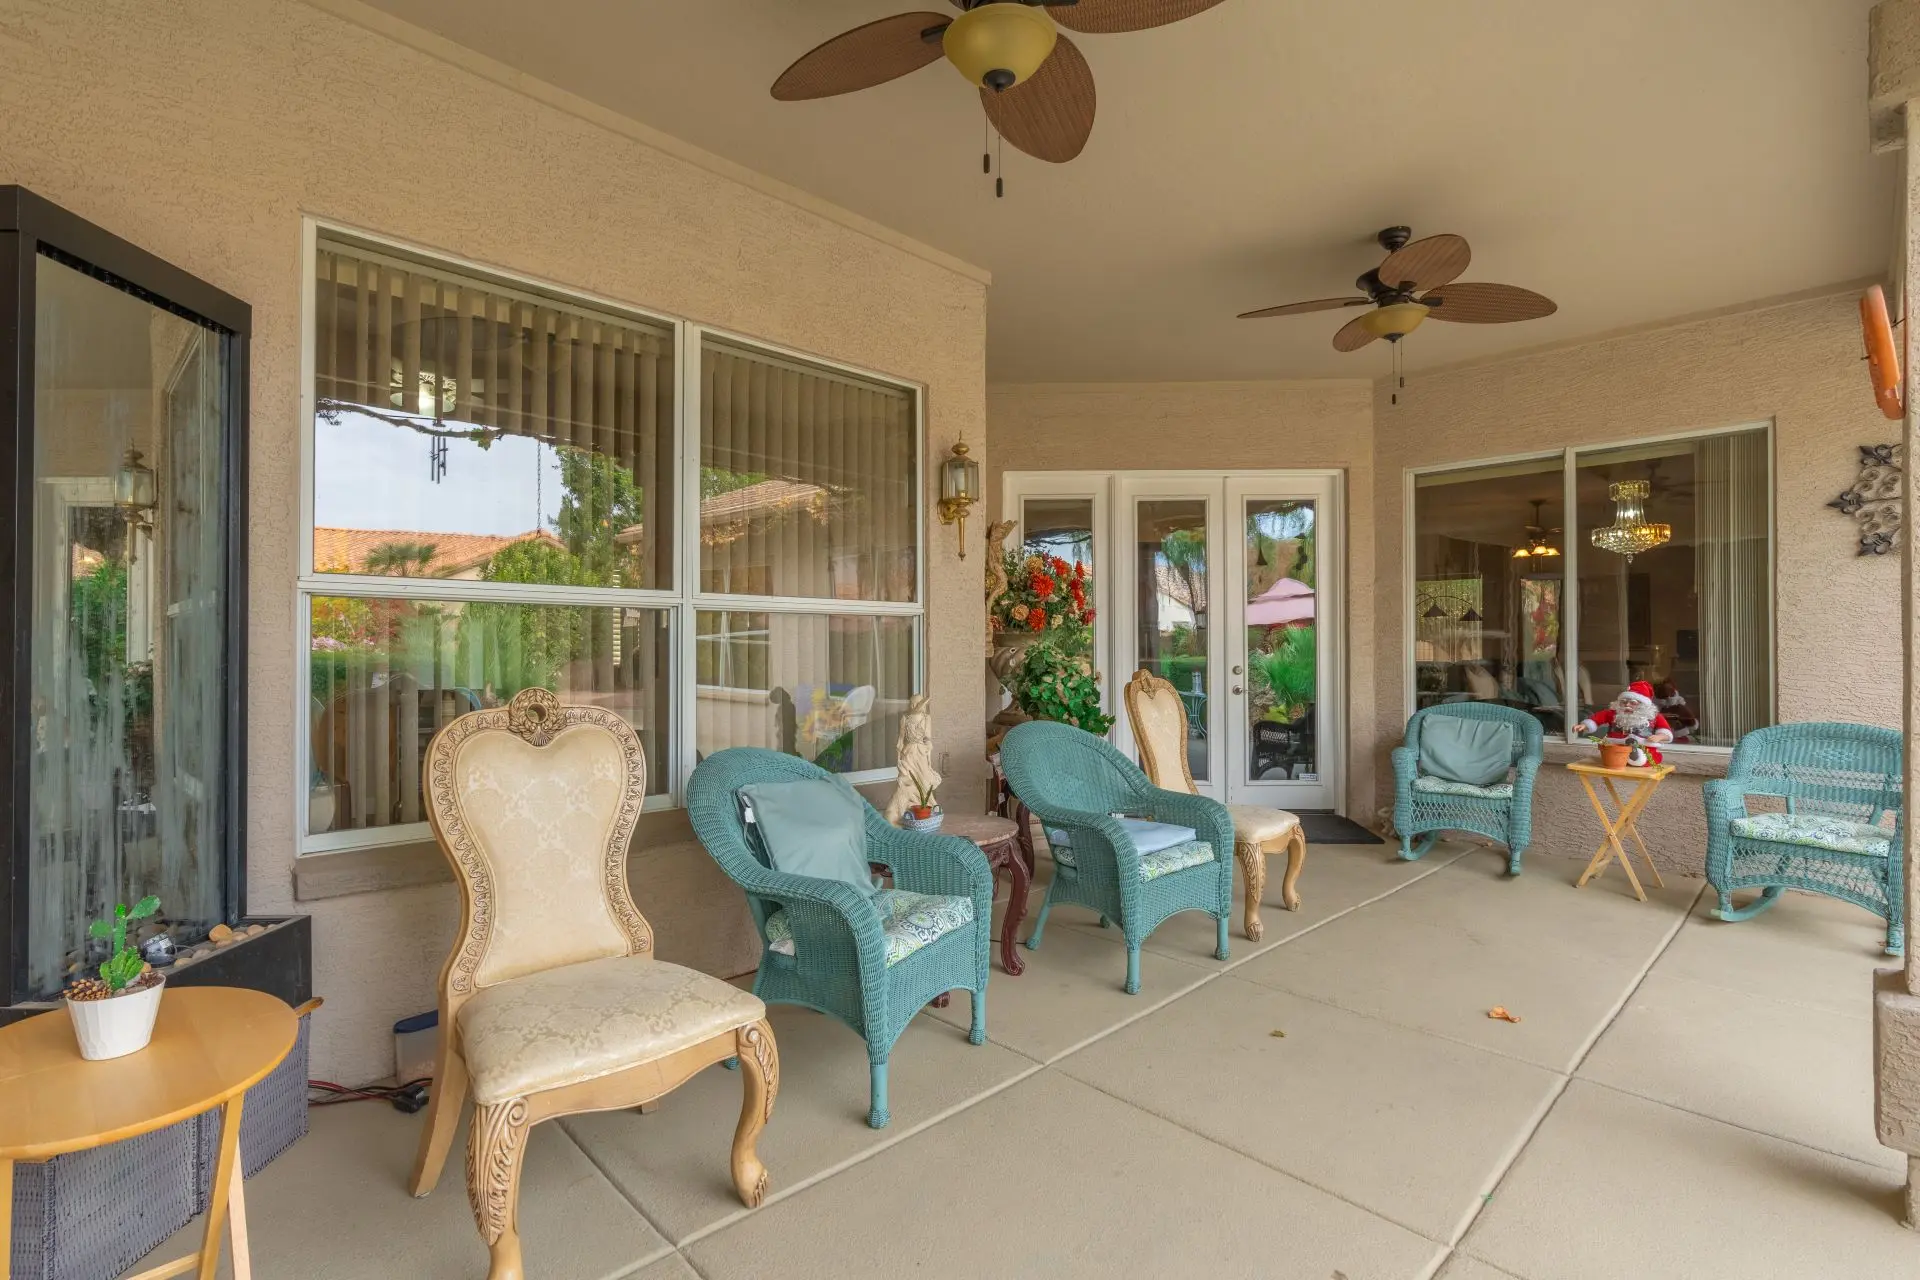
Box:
0, 0, 988, 1081
986, 380, 1378, 817
1372, 289, 1902, 876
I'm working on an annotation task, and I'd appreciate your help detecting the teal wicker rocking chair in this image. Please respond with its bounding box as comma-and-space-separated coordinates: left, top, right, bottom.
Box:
1391, 704, 1543, 875
1000, 721, 1234, 995
687, 749, 995, 1128
1704, 723, 1904, 956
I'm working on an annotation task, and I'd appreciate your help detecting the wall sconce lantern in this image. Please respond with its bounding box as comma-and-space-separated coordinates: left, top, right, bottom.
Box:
115, 447, 158, 521
937, 437, 982, 558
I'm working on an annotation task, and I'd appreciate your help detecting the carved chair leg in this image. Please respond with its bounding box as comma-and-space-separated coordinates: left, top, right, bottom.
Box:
1281, 828, 1307, 912
1236, 840, 1266, 942
410, 1040, 469, 1198
732, 1021, 778, 1208
467, 1099, 531, 1280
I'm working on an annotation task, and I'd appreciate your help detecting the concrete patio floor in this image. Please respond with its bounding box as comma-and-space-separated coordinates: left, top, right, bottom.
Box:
133, 840, 1914, 1279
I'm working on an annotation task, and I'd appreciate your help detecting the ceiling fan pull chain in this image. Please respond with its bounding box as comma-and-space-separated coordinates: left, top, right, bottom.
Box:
984, 116, 992, 175
996, 130, 1005, 198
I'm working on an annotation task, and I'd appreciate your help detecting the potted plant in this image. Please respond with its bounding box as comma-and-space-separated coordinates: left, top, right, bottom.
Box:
1584, 730, 1631, 771
64, 896, 166, 1061
1010, 640, 1116, 736
988, 551, 1095, 694
902, 778, 944, 833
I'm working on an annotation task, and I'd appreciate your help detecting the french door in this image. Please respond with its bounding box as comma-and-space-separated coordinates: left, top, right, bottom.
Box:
1002, 471, 1342, 813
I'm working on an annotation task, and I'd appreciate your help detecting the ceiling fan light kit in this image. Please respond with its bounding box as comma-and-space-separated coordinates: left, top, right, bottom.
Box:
943, 3, 1058, 92
1360, 301, 1430, 340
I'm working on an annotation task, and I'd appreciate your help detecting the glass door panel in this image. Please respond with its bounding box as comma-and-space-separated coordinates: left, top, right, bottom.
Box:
1241, 499, 1319, 787
1020, 496, 1098, 669
1133, 497, 1212, 785
1226, 476, 1337, 810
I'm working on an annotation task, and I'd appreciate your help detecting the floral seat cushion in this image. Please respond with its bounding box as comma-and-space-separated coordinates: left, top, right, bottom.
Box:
1730, 812, 1892, 857
763, 888, 974, 967
1041, 826, 1215, 882
1139, 839, 1216, 881
1413, 774, 1515, 800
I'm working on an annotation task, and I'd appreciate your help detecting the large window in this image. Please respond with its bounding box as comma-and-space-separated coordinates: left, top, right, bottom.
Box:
301, 233, 921, 852
1410, 426, 1770, 748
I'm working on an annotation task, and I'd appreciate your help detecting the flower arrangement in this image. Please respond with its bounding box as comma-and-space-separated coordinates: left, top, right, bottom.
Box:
1009, 641, 1115, 736
991, 551, 1094, 647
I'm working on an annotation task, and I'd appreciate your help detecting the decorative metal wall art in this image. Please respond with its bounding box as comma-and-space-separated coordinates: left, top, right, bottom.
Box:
1827, 443, 1904, 556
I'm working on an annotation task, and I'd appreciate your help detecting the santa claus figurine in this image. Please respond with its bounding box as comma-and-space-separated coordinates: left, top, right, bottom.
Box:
1576, 681, 1674, 765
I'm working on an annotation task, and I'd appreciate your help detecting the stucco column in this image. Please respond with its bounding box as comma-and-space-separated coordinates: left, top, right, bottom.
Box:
1871, 0, 1920, 1226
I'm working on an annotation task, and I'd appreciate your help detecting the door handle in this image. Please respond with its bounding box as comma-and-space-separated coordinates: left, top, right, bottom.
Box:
1231, 685, 1243, 695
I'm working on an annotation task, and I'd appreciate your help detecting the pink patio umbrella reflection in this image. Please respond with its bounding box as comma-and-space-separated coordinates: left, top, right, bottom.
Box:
1246, 577, 1315, 628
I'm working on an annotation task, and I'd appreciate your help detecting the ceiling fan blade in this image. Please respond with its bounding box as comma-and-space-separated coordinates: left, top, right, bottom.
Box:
1238, 297, 1370, 320
981, 33, 1095, 162
1048, 0, 1228, 34
1376, 233, 1470, 293
1424, 282, 1558, 324
1333, 314, 1380, 352
771, 12, 951, 101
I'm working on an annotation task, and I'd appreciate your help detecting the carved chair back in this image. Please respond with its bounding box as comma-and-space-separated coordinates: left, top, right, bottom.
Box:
1123, 669, 1197, 795
423, 688, 653, 1020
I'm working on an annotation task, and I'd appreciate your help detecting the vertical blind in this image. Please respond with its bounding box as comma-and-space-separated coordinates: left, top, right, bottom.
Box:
313, 241, 677, 585
700, 340, 916, 602
1695, 431, 1770, 745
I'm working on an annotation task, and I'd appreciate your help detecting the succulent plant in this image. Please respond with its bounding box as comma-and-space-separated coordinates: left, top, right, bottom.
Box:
87, 896, 161, 993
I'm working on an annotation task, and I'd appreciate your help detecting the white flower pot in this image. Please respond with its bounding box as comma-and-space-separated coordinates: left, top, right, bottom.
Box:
65, 975, 165, 1061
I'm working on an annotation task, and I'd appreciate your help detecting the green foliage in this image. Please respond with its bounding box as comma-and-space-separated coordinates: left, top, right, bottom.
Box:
701, 465, 770, 500
1011, 640, 1115, 736
1250, 625, 1317, 722
362, 540, 440, 577
555, 450, 646, 587
71, 557, 129, 691
87, 895, 161, 991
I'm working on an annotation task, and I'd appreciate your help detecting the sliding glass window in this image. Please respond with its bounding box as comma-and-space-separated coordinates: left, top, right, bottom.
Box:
301, 233, 923, 852
1410, 426, 1770, 748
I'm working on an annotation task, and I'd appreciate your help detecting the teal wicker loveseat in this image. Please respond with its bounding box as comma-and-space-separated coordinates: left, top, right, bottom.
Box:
1000, 720, 1234, 994
687, 748, 994, 1128
1391, 703, 1544, 875
1704, 722, 1903, 956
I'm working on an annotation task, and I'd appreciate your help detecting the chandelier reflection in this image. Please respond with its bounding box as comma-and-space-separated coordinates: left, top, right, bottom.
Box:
1589, 480, 1670, 564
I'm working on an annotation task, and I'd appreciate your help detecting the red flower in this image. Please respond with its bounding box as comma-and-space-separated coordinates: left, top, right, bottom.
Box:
1050, 556, 1071, 577
1028, 608, 1047, 630
1030, 572, 1057, 599
1073, 562, 1086, 580
1084, 608, 1096, 624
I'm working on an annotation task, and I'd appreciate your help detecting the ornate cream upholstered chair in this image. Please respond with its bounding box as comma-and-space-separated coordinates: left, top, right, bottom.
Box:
409, 688, 777, 1280
1123, 669, 1307, 941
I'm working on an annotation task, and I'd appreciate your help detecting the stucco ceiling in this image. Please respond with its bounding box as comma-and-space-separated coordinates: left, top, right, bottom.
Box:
353, 0, 1896, 383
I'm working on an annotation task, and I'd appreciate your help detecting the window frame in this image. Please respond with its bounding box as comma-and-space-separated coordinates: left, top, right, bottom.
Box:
1402, 421, 1775, 755
295, 219, 926, 854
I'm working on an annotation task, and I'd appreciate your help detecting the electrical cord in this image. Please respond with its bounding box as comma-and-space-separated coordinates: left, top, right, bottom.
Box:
308, 1077, 432, 1113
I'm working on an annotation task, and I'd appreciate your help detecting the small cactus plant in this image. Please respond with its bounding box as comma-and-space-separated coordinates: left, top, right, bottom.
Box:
85, 895, 161, 994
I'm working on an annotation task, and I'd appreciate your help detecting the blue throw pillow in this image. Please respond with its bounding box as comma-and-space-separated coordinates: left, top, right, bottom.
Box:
1418, 717, 1513, 788
738, 775, 875, 896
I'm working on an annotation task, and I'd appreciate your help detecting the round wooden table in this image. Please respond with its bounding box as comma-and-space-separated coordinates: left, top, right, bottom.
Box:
940, 812, 1033, 976
0, 986, 298, 1280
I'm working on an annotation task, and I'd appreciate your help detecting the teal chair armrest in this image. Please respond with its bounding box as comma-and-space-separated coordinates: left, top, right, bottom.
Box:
1390, 745, 1417, 784
1138, 788, 1235, 855
869, 824, 995, 905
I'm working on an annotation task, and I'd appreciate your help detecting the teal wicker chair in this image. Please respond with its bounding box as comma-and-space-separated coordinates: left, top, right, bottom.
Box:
1391, 704, 1543, 875
1000, 720, 1234, 994
1704, 723, 1903, 956
686, 748, 994, 1128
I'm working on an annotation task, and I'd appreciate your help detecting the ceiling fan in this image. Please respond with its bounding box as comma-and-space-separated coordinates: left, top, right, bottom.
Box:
770, 1, 1227, 166
1238, 226, 1558, 351
1512, 500, 1562, 560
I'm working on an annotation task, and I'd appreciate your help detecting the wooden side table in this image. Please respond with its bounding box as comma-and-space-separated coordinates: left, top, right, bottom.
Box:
0, 986, 298, 1280
1567, 760, 1675, 901
940, 812, 1033, 976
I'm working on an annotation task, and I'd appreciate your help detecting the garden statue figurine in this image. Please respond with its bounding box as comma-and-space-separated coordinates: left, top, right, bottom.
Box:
883, 694, 941, 823
1575, 681, 1674, 764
